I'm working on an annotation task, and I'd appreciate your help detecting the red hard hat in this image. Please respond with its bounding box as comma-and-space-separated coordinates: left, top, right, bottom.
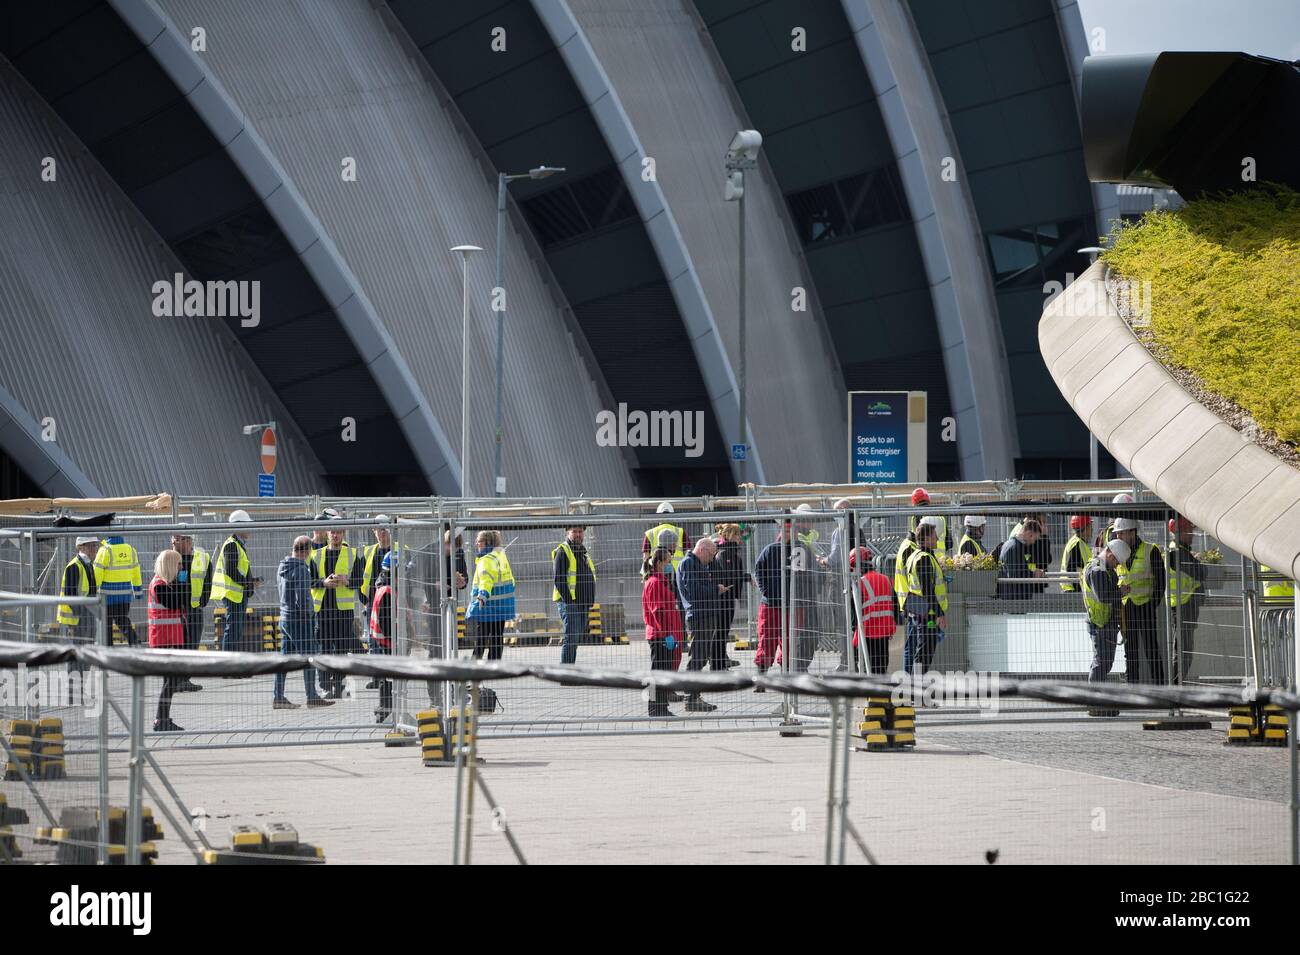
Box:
1169, 516, 1194, 534
1069, 515, 1092, 530
847, 545, 874, 569
911, 487, 930, 505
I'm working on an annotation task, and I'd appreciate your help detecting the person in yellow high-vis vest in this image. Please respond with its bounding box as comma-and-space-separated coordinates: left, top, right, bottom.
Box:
171, 531, 211, 693
903, 522, 947, 676
1081, 539, 1130, 706
468, 530, 516, 665
642, 502, 692, 574
908, 487, 952, 556
94, 533, 143, 646
211, 510, 260, 654
312, 523, 364, 699
553, 525, 596, 666
1166, 517, 1205, 684
59, 537, 102, 649
1059, 516, 1093, 593
958, 515, 987, 557
1261, 566, 1296, 601
1112, 517, 1166, 685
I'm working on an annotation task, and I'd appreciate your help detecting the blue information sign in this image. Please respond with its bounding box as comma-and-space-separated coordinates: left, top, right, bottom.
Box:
849, 392, 908, 483
258, 473, 276, 497
731, 443, 747, 461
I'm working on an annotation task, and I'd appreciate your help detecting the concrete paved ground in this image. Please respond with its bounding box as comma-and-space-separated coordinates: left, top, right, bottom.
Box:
63, 720, 1279, 865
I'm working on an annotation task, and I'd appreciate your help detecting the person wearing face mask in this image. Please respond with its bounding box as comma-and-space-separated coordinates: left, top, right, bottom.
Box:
467, 530, 515, 663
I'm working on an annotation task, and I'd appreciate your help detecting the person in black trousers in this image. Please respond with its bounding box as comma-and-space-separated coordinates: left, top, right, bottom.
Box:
711, 523, 748, 669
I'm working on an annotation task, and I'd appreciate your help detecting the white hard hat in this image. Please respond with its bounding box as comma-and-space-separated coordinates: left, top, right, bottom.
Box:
1112, 517, 1139, 532
374, 514, 390, 523
795, 503, 813, 512
322, 506, 341, 519
75, 536, 99, 546
1106, 539, 1132, 563
657, 502, 674, 514
1112, 493, 1134, 504
229, 509, 252, 523
963, 515, 986, 527
918, 516, 941, 528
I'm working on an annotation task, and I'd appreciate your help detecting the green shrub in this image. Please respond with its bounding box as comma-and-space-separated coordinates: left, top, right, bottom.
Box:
1102, 187, 1300, 445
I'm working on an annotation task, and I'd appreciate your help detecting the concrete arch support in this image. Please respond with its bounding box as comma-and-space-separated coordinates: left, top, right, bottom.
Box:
842, 0, 1019, 480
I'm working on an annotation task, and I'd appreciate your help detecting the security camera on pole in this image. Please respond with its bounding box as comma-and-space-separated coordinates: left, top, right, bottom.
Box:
724, 129, 761, 486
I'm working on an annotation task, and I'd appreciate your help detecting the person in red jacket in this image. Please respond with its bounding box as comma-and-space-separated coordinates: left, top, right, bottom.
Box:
147, 549, 188, 732
642, 546, 684, 717
849, 546, 901, 675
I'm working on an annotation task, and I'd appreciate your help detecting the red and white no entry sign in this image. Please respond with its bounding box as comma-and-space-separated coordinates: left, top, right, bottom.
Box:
260, 427, 277, 474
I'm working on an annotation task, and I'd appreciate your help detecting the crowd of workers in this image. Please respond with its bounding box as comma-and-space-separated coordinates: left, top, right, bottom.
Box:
52, 490, 1296, 726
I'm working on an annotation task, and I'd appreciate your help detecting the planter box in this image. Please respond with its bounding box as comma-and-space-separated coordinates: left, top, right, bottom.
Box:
948, 569, 998, 597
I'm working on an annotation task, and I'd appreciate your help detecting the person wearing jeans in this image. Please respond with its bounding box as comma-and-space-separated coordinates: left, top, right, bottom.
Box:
274, 537, 333, 709
552, 525, 596, 666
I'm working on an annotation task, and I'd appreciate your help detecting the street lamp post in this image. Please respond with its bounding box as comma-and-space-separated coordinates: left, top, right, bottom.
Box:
494, 165, 565, 497
451, 245, 483, 498
724, 131, 761, 486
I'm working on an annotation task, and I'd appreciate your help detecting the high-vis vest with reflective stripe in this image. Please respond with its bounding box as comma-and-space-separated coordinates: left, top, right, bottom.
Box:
551, 540, 596, 603
958, 533, 985, 557
1261, 565, 1296, 600
910, 515, 948, 556
468, 549, 516, 621
1168, 544, 1202, 607
94, 541, 141, 603
58, 556, 99, 626
894, 538, 917, 610
146, 575, 184, 648
210, 536, 251, 604
856, 571, 896, 640
1059, 536, 1092, 592
1009, 522, 1041, 572
369, 584, 392, 649
188, 546, 210, 609
312, 544, 357, 612
1081, 559, 1113, 629
361, 541, 401, 601
1116, 540, 1156, 606
645, 523, 686, 569
905, 548, 949, 614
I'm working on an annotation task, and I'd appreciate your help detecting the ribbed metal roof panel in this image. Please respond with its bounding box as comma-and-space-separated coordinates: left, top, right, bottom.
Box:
566, 0, 847, 483
0, 66, 326, 496
155, 0, 637, 498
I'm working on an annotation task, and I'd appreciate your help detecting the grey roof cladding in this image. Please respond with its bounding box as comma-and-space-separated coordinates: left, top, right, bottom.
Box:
695, 0, 960, 477
907, 0, 1100, 472
153, 0, 639, 498
563, 0, 848, 485
0, 62, 327, 496
384, 0, 734, 492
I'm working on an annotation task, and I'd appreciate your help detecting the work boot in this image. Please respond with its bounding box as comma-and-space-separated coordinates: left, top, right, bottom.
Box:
152, 718, 184, 732
685, 696, 717, 713
179, 680, 203, 692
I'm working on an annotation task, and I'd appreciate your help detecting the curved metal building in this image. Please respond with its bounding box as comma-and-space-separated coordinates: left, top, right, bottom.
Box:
0, 0, 1114, 494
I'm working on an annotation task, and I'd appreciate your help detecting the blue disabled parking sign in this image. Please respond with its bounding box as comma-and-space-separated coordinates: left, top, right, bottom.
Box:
258, 473, 276, 497
731, 443, 747, 461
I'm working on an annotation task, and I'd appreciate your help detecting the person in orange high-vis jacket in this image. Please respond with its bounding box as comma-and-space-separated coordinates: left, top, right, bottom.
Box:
848, 546, 901, 675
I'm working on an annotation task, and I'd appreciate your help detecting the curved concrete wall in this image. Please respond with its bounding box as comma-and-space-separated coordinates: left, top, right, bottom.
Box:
533, 0, 768, 486
112, 0, 464, 493
562, 0, 846, 484
0, 61, 326, 497
144, 0, 637, 498
1039, 261, 1300, 582
842, 0, 1019, 480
